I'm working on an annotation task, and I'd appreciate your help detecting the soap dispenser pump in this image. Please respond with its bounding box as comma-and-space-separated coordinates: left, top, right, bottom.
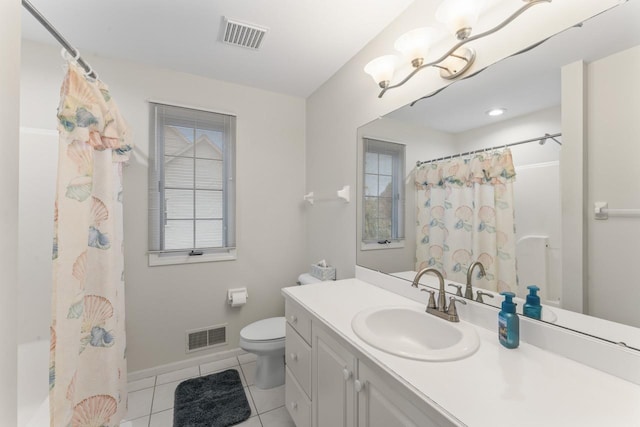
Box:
498, 292, 519, 349
523, 285, 542, 320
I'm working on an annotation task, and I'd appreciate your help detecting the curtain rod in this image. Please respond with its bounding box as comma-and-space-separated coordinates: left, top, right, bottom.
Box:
416, 132, 562, 167
21, 0, 97, 79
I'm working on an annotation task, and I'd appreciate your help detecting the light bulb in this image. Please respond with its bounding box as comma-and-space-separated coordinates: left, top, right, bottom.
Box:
394, 27, 438, 67
436, 0, 486, 40
364, 55, 398, 88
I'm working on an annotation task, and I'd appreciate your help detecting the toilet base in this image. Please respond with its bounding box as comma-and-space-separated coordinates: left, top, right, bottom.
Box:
254, 353, 285, 389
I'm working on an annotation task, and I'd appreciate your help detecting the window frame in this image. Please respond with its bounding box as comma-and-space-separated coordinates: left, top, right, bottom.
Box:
361, 138, 406, 250
148, 102, 236, 266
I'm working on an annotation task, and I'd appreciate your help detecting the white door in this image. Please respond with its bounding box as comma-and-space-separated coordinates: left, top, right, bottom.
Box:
357, 361, 445, 427
312, 327, 356, 427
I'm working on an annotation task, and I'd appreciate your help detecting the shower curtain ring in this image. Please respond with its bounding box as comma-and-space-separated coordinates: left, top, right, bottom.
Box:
61, 47, 81, 62
84, 65, 98, 80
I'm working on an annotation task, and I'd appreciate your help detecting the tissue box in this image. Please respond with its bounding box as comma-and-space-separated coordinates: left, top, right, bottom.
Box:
310, 264, 336, 281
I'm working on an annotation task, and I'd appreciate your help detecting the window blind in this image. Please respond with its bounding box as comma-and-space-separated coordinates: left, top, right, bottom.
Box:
362, 138, 405, 243
149, 103, 236, 254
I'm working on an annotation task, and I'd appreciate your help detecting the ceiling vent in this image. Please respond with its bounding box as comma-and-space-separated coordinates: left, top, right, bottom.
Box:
222, 18, 268, 50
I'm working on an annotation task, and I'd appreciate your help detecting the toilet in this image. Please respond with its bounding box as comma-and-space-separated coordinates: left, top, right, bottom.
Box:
239, 317, 286, 389
239, 272, 322, 389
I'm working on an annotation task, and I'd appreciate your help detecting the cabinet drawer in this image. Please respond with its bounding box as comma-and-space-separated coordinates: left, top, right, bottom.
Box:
285, 298, 312, 344
286, 367, 311, 427
286, 323, 312, 398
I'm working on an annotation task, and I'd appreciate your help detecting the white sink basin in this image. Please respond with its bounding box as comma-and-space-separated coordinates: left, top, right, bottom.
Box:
351, 306, 480, 362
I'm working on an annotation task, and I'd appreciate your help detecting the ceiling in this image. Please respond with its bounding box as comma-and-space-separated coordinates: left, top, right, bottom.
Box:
386, 1, 640, 134
20, 0, 414, 98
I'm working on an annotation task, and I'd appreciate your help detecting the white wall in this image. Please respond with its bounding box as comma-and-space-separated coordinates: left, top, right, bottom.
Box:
20, 40, 307, 371
560, 60, 588, 314
18, 129, 57, 346
454, 107, 562, 165
586, 45, 640, 327
0, 0, 20, 425
306, 0, 621, 281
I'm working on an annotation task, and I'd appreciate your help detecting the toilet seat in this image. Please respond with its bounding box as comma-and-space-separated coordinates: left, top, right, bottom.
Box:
240, 317, 285, 342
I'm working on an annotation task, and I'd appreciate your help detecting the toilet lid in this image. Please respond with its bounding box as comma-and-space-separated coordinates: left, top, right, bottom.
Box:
240, 317, 286, 341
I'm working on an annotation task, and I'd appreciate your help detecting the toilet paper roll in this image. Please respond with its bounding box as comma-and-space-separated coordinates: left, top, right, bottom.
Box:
230, 291, 247, 307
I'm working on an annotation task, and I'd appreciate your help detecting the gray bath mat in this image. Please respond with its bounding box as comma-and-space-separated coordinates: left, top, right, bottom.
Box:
173, 369, 251, 427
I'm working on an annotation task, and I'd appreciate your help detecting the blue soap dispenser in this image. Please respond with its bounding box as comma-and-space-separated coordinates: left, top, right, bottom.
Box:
523, 285, 542, 320
498, 292, 519, 349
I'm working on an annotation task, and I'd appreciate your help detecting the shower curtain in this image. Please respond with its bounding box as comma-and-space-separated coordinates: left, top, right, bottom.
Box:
50, 63, 132, 426
415, 149, 517, 292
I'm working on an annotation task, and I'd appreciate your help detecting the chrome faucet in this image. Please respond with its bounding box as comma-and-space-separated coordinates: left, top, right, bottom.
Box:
412, 267, 465, 322
412, 267, 447, 312
465, 261, 486, 299
475, 290, 494, 304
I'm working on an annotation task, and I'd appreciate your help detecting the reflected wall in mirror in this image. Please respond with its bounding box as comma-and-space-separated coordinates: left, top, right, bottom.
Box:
357, 1, 640, 349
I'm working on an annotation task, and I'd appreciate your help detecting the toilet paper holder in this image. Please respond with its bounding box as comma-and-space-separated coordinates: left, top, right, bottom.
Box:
228, 288, 248, 306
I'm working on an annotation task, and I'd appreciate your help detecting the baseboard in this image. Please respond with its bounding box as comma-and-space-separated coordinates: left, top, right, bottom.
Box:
127, 347, 246, 382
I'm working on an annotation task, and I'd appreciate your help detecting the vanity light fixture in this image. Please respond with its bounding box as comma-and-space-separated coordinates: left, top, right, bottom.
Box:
436, 0, 486, 41
364, 0, 551, 98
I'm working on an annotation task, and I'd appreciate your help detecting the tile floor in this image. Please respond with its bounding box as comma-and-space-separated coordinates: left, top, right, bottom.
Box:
121, 353, 295, 427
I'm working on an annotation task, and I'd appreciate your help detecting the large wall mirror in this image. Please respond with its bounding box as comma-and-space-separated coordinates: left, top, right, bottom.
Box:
357, 1, 640, 349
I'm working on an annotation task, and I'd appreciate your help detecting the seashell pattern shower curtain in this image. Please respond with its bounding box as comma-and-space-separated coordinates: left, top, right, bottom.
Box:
415, 149, 517, 293
50, 63, 132, 426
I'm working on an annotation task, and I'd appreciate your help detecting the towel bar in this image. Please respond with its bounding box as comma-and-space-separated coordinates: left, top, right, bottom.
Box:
594, 202, 640, 220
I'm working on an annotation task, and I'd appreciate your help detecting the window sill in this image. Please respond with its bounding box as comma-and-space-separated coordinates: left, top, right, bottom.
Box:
360, 241, 405, 251
148, 249, 237, 266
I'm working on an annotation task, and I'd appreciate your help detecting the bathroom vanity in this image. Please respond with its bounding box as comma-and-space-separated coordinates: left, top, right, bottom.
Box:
282, 274, 640, 427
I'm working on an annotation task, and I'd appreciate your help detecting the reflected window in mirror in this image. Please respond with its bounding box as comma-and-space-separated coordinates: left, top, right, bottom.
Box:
362, 138, 405, 249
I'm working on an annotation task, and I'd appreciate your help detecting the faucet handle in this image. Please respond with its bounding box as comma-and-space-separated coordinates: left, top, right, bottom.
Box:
420, 289, 437, 309
475, 290, 494, 303
447, 284, 463, 297
446, 297, 467, 321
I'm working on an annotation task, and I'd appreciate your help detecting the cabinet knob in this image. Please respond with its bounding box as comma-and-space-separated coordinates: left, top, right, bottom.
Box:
290, 353, 298, 362
290, 401, 298, 411
354, 379, 365, 392
290, 315, 298, 324
342, 368, 352, 381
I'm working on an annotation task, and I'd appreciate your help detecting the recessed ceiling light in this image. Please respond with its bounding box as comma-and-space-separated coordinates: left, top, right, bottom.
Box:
487, 108, 506, 117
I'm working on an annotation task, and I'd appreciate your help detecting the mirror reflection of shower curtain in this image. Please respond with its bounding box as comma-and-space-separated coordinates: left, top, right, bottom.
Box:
50, 63, 132, 426
415, 148, 517, 292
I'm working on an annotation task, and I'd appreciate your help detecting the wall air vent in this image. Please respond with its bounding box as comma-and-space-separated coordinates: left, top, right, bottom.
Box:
222, 17, 268, 50
186, 324, 227, 353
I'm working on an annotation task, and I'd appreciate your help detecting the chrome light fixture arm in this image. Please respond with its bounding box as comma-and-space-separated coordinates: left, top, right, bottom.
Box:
376, 0, 551, 98
377, 42, 475, 98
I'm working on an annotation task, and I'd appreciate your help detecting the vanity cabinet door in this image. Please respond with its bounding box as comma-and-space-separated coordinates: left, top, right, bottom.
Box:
312, 326, 357, 427
356, 361, 446, 427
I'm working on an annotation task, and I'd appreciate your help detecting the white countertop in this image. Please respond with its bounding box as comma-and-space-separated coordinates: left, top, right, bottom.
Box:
282, 279, 640, 427
391, 270, 640, 349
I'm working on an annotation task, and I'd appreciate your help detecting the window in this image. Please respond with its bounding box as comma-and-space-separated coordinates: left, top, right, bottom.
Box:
362, 138, 405, 246
149, 103, 236, 265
